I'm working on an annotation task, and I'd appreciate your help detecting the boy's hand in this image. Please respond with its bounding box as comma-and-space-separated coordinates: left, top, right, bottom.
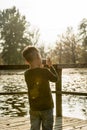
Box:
46, 58, 52, 67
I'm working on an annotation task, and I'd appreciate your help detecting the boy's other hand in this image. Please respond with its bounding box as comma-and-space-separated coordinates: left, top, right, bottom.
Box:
46, 58, 52, 67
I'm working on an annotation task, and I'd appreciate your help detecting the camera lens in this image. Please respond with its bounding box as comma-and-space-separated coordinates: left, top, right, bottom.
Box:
42, 59, 46, 64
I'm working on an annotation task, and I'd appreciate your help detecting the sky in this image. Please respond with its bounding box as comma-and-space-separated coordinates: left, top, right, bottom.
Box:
0, 0, 87, 48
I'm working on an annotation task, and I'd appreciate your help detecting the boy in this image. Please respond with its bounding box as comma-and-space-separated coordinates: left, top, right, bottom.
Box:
22, 46, 58, 130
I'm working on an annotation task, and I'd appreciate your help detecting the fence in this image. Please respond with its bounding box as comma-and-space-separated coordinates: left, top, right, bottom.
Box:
0, 63, 87, 117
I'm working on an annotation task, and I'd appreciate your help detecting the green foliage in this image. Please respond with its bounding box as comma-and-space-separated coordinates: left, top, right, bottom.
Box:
0, 6, 32, 64
78, 18, 87, 63
79, 18, 87, 46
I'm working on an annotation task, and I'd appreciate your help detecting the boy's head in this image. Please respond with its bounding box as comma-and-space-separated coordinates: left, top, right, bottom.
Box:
22, 46, 41, 65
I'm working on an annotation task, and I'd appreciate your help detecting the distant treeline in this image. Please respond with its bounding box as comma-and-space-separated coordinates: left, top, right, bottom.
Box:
0, 7, 87, 65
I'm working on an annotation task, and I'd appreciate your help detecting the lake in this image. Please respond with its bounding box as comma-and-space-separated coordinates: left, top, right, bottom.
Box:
0, 68, 87, 119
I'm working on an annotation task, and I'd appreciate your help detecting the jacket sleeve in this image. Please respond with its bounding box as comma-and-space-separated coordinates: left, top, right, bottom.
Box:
24, 70, 30, 88
46, 66, 58, 82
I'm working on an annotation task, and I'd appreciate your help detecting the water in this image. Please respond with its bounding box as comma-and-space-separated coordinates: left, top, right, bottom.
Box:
62, 69, 87, 120
0, 69, 87, 119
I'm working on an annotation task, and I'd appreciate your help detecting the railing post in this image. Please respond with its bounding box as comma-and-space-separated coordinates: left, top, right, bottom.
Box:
55, 67, 62, 117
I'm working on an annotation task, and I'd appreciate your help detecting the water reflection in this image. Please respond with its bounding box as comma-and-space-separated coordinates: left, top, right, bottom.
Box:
62, 95, 87, 120
0, 69, 87, 119
0, 70, 29, 117
0, 94, 29, 117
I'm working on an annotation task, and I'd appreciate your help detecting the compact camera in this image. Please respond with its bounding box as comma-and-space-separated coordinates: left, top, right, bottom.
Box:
42, 59, 46, 65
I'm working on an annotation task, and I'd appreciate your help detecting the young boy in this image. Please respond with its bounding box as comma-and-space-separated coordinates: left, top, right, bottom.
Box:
22, 46, 58, 130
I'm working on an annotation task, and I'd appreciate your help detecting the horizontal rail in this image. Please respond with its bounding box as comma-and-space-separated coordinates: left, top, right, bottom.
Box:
0, 65, 87, 117
0, 92, 28, 95
56, 91, 87, 96
0, 63, 87, 70
0, 91, 87, 96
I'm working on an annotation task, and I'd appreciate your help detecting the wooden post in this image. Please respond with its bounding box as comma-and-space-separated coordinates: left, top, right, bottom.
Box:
55, 67, 62, 117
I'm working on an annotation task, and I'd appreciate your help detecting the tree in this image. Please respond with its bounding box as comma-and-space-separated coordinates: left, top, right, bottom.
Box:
62, 27, 78, 63
54, 27, 80, 64
78, 18, 87, 63
50, 40, 63, 64
0, 6, 32, 64
28, 27, 40, 46
79, 18, 87, 45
